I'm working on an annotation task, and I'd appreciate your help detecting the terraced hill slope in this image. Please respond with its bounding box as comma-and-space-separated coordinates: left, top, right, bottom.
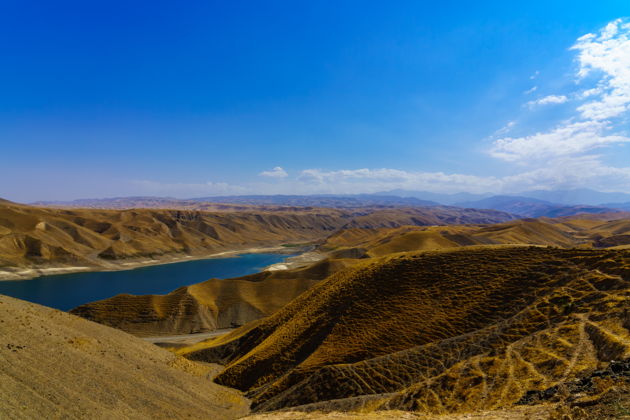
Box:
180, 247, 630, 415
0, 294, 249, 419
0, 200, 514, 279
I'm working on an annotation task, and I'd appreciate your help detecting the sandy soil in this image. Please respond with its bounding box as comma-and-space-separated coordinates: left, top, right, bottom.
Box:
0, 294, 249, 419
264, 251, 325, 271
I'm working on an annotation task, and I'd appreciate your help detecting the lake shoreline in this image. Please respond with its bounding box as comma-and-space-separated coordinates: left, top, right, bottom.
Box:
0, 245, 312, 282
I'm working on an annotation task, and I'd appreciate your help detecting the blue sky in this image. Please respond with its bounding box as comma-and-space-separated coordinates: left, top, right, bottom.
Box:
1, 1, 630, 201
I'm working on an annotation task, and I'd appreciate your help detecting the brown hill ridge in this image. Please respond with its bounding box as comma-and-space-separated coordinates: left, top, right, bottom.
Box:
180, 247, 630, 415
0, 200, 514, 279
70, 258, 361, 336
0, 294, 249, 419
70, 217, 630, 338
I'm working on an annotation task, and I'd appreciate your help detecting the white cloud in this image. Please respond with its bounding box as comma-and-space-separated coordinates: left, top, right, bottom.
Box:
527, 94, 568, 107
580, 87, 603, 98
530, 70, 540, 80
524, 86, 538, 95
490, 120, 629, 162
571, 18, 630, 120
259, 166, 288, 178
292, 162, 630, 194
296, 168, 503, 194
493, 121, 516, 136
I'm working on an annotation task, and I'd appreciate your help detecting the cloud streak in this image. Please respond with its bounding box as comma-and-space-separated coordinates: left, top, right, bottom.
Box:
527, 94, 568, 107
259, 166, 288, 178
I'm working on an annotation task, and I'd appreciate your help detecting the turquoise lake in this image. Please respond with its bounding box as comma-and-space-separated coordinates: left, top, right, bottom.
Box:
0, 253, 292, 311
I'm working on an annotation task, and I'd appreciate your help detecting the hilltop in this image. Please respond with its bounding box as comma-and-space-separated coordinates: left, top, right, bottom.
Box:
0, 294, 249, 419
180, 247, 630, 416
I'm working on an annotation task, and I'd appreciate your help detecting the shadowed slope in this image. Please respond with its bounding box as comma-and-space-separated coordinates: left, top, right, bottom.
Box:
180, 247, 630, 414
70, 258, 362, 336
0, 294, 249, 419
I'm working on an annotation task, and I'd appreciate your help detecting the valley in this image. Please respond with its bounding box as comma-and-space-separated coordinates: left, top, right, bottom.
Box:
1, 199, 629, 419
0, 199, 514, 280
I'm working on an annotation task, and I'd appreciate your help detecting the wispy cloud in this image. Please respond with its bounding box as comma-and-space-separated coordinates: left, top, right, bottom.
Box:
490, 120, 629, 162
524, 86, 538, 95
259, 166, 288, 178
527, 94, 568, 107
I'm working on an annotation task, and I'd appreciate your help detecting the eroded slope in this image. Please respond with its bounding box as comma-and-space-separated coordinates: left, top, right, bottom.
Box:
0, 200, 514, 279
180, 247, 630, 414
70, 258, 361, 336
71, 217, 630, 338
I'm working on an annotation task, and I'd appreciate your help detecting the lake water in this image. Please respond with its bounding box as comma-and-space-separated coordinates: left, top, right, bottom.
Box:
0, 253, 292, 311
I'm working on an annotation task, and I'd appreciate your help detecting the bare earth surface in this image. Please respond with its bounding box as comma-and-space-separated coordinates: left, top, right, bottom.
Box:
243, 405, 556, 419
0, 294, 249, 420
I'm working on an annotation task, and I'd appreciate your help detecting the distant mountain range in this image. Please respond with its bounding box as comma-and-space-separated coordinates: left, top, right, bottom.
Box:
379, 188, 630, 206
453, 195, 617, 218
30, 188, 630, 219
190, 194, 439, 208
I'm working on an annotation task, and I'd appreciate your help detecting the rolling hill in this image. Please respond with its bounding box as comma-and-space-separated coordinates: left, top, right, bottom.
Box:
0, 199, 514, 279
71, 216, 630, 338
180, 247, 630, 415
70, 257, 363, 336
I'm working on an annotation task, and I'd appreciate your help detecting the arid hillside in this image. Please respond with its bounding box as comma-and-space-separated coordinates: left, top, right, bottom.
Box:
0, 294, 249, 419
181, 247, 630, 415
70, 258, 363, 336
70, 217, 630, 337
0, 199, 514, 279
321, 217, 630, 257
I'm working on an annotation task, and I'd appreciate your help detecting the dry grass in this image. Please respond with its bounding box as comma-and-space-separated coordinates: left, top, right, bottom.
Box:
179, 247, 629, 415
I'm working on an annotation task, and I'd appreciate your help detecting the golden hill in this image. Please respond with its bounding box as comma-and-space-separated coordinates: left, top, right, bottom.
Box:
180, 247, 630, 415
0, 294, 249, 419
70, 257, 363, 336
321, 217, 630, 257
70, 217, 630, 338
0, 200, 514, 279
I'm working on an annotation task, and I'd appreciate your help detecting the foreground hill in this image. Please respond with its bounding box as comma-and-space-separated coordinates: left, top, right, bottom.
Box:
4, 294, 615, 420
0, 199, 514, 279
180, 247, 630, 415
0, 294, 249, 419
70, 217, 630, 337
